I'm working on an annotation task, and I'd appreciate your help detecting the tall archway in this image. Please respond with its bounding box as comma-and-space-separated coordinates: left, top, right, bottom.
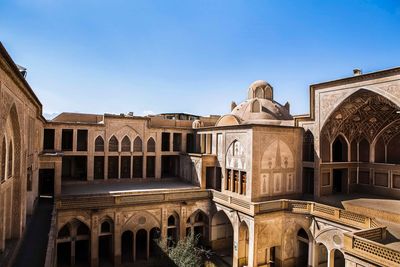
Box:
56, 219, 90, 266
332, 135, 348, 162
136, 229, 148, 260
387, 133, 400, 164
149, 227, 161, 258
238, 221, 249, 267
121, 231, 134, 263
359, 138, 370, 162
333, 249, 345, 267
317, 243, 328, 266
296, 228, 309, 266
211, 211, 233, 266
186, 210, 209, 246
99, 219, 113, 265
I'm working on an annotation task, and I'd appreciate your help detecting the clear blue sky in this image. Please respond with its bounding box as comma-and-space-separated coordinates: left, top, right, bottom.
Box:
1, 0, 400, 118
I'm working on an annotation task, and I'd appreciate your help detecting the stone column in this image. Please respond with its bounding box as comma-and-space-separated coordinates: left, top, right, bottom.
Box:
114, 215, 121, 266
327, 249, 334, 267
91, 215, 99, 267
247, 221, 255, 267
104, 155, 108, 180
311, 241, 319, 267
143, 154, 147, 178
232, 216, 239, 267
156, 132, 162, 179
170, 132, 173, 152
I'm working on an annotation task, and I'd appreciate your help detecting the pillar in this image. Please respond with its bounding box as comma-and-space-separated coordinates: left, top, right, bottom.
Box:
91, 216, 99, 267
114, 221, 121, 266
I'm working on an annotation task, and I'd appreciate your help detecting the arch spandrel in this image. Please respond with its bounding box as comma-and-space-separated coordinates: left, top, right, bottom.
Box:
320, 88, 400, 144
122, 211, 160, 232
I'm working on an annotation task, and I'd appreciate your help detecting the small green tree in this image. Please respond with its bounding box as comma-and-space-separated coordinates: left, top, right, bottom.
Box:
158, 233, 208, 267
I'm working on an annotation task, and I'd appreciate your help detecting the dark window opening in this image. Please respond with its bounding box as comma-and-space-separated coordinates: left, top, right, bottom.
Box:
302, 130, 314, 162
162, 132, 170, 151
332, 135, 348, 162
186, 133, 195, 153
43, 129, 55, 150
173, 133, 182, 152
77, 129, 88, 151
62, 156, 87, 181
120, 156, 131, 178
61, 129, 73, 151
132, 156, 143, 178
39, 168, 54, 198
94, 156, 104, 179
161, 156, 179, 178
108, 156, 118, 179
146, 156, 155, 178
303, 167, 314, 195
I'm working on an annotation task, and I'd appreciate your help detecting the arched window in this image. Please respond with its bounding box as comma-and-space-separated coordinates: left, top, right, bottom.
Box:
359, 138, 370, 162
109, 136, 118, 152
147, 138, 155, 152
252, 100, 261, 113
133, 136, 142, 152
101, 221, 111, 233
332, 135, 348, 162
58, 224, 70, 238
95, 136, 104, 152
8, 141, 12, 178
255, 87, 264, 98
168, 215, 176, 226
121, 136, 131, 152
302, 130, 314, 162
1, 137, 5, 181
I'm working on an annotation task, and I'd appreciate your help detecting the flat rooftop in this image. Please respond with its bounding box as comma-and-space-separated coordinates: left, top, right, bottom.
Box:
61, 179, 200, 196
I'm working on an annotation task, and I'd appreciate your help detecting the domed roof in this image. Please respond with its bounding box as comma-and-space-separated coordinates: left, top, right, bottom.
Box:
216, 80, 293, 127
230, 98, 292, 125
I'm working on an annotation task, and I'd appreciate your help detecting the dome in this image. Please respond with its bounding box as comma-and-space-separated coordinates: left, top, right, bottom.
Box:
230, 98, 292, 125
216, 80, 293, 127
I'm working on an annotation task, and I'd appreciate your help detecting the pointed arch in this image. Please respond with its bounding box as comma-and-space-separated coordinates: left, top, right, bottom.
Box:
251, 99, 261, 112
95, 136, 104, 152
109, 135, 118, 152
332, 134, 349, 162
303, 130, 314, 162
121, 136, 131, 152
133, 136, 143, 152
147, 137, 156, 152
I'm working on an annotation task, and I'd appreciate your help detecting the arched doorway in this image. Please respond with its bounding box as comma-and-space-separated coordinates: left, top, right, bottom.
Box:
121, 231, 134, 263
333, 249, 345, 267
186, 210, 209, 246
238, 221, 249, 267
332, 135, 348, 162
149, 227, 161, 258
317, 243, 328, 266
136, 229, 148, 260
211, 210, 233, 266
75, 222, 90, 266
296, 228, 309, 266
98, 220, 113, 265
57, 224, 71, 266
56, 220, 90, 267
